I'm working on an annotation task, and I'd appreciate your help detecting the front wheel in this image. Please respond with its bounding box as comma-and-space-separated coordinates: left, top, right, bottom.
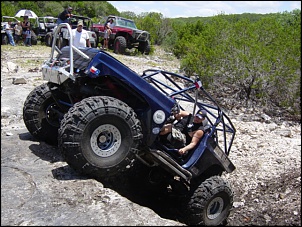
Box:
182, 175, 234, 226
58, 96, 143, 179
138, 40, 150, 55
23, 83, 63, 145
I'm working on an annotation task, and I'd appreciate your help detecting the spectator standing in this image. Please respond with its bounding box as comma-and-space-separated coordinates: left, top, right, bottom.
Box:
14, 21, 23, 45
24, 27, 31, 47
21, 16, 30, 44
103, 18, 114, 50
4, 21, 16, 46
71, 20, 91, 47
57, 6, 73, 25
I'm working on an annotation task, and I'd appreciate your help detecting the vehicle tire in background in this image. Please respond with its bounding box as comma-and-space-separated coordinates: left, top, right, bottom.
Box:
31, 30, 38, 45
56, 36, 68, 49
138, 40, 150, 55
2, 34, 8, 45
113, 36, 126, 54
45, 33, 52, 47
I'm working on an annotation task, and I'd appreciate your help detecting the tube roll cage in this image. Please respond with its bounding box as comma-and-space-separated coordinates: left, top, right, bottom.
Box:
45, 23, 90, 82
141, 69, 236, 157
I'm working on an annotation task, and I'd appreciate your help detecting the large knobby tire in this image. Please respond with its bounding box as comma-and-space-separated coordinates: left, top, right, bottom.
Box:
113, 36, 126, 54
56, 36, 68, 49
138, 40, 150, 55
31, 30, 38, 45
2, 34, 8, 45
182, 175, 234, 226
23, 83, 62, 146
45, 33, 52, 47
58, 96, 143, 179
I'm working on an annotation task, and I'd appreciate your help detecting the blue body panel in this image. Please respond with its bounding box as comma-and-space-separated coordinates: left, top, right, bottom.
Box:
85, 51, 175, 144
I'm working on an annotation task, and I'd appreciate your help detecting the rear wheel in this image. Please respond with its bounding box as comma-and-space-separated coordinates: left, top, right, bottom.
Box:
23, 83, 62, 145
113, 36, 126, 54
2, 34, 8, 45
56, 36, 68, 49
182, 175, 234, 226
31, 30, 38, 45
58, 96, 143, 178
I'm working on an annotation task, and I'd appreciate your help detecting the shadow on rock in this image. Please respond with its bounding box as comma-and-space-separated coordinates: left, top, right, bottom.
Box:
28, 143, 64, 163
19, 131, 39, 142
95, 168, 187, 224
51, 161, 186, 224
21, 133, 186, 224
51, 165, 88, 181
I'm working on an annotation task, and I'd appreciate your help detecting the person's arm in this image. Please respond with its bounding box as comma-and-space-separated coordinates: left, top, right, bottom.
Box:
65, 10, 72, 18
174, 110, 189, 120
85, 31, 91, 47
86, 39, 91, 47
178, 129, 204, 155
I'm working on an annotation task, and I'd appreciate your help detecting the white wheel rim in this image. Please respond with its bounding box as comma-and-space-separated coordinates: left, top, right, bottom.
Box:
207, 197, 224, 220
90, 124, 121, 157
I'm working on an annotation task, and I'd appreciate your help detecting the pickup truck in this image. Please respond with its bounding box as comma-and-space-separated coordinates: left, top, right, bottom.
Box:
92, 15, 151, 55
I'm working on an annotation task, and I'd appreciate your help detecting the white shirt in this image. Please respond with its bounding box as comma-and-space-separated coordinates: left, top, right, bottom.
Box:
72, 28, 89, 47
14, 24, 23, 35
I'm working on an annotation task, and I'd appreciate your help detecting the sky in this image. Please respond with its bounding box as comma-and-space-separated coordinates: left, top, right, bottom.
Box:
108, 1, 301, 18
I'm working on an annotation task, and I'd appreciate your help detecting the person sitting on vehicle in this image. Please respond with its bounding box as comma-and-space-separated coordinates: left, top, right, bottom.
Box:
71, 20, 91, 48
160, 109, 208, 156
57, 6, 73, 25
103, 18, 114, 50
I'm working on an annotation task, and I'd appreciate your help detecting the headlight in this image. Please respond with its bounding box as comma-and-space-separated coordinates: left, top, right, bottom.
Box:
153, 110, 166, 124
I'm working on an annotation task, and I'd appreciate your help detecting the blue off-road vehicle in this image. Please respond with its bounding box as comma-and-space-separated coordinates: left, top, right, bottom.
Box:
23, 23, 236, 226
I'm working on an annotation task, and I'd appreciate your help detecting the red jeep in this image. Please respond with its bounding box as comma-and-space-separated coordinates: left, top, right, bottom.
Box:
92, 15, 151, 55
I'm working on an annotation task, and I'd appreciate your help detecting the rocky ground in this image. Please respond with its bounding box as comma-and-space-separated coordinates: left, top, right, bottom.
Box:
1, 45, 301, 226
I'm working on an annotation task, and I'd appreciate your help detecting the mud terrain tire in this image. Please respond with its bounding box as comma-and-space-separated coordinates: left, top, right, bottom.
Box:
57, 36, 68, 49
23, 83, 61, 145
182, 175, 234, 226
114, 36, 126, 54
31, 30, 38, 45
45, 33, 52, 47
2, 34, 8, 45
138, 40, 150, 55
58, 96, 142, 178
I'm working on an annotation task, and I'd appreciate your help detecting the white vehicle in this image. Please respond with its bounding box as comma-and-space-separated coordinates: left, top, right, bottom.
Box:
45, 15, 97, 49
32, 16, 57, 44
1, 16, 19, 45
